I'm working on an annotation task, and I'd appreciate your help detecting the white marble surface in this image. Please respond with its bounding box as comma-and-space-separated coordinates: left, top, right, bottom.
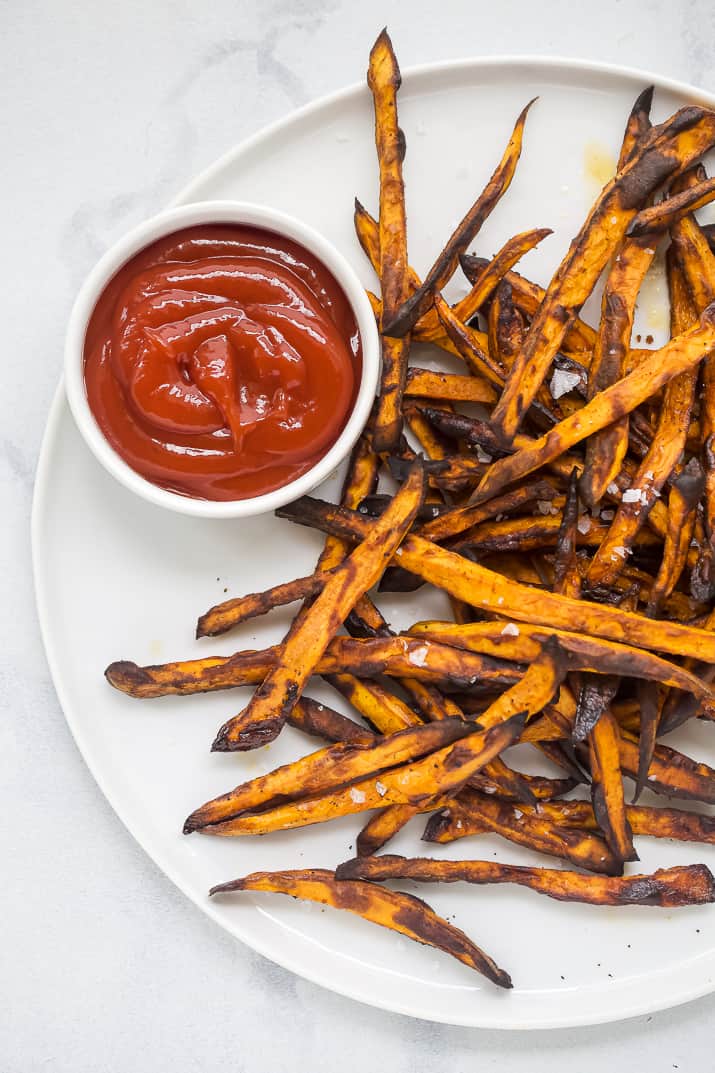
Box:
5, 0, 715, 1067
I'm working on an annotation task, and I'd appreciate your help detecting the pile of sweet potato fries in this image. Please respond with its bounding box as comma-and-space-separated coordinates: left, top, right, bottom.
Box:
106, 30, 715, 989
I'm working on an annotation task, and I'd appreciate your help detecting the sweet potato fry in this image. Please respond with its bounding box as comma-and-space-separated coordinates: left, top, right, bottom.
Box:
452, 227, 552, 323
618, 85, 654, 166
581, 234, 657, 506
573, 676, 619, 742
383, 100, 534, 336
276, 496, 715, 664
209, 868, 511, 988
432, 296, 506, 388
423, 789, 621, 874
628, 175, 715, 236
490, 106, 715, 440
336, 855, 715, 908
287, 697, 374, 746
196, 572, 324, 638
418, 479, 557, 543
407, 621, 714, 700
619, 734, 715, 804
648, 458, 704, 613
473, 307, 715, 505
184, 718, 472, 832
326, 673, 421, 734
201, 715, 525, 837
487, 280, 525, 371
211, 463, 425, 751
589, 710, 637, 862
367, 29, 410, 452
524, 798, 715, 844
405, 367, 497, 404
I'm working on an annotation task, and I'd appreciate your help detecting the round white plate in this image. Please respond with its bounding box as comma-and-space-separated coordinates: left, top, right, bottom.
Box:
33, 57, 715, 1029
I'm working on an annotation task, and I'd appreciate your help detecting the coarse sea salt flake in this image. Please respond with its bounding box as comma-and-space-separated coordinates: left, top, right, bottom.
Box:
350, 788, 366, 804
408, 644, 430, 668
475, 445, 492, 463
622, 488, 641, 503
501, 623, 520, 637
375, 781, 387, 797
607, 482, 619, 495
395, 547, 403, 556
550, 368, 581, 399
613, 545, 628, 558
577, 516, 591, 534
601, 509, 615, 521
537, 500, 552, 515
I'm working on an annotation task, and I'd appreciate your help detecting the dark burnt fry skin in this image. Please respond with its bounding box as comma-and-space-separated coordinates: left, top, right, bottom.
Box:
383, 100, 534, 337
209, 869, 512, 988
335, 856, 715, 909
287, 697, 375, 746
618, 85, 654, 167
619, 734, 715, 805
490, 106, 715, 442
210, 464, 425, 751
518, 799, 715, 845
553, 469, 581, 598
573, 676, 619, 743
366, 30, 410, 452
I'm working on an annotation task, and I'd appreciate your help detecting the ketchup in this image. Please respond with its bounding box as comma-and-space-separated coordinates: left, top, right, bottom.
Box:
83, 225, 361, 501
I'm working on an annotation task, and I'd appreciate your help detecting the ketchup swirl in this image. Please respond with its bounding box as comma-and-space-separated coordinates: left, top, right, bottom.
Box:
84, 225, 361, 501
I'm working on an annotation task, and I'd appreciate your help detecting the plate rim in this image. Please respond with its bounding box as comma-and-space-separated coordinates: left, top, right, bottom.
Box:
33, 53, 715, 1030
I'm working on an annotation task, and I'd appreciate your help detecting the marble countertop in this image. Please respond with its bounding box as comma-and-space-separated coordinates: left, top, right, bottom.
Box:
5, 0, 715, 1068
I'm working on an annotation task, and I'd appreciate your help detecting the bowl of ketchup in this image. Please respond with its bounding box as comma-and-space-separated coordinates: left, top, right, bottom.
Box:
65, 201, 380, 518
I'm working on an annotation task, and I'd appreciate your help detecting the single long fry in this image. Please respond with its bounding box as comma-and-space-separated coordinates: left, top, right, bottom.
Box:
628, 175, 715, 236
276, 496, 715, 664
491, 106, 715, 441
196, 572, 324, 638
581, 234, 657, 505
519, 799, 715, 844
384, 100, 534, 336
367, 29, 410, 452
405, 367, 497, 404
184, 718, 471, 832
211, 464, 425, 751
336, 855, 715, 908
423, 789, 621, 874
288, 697, 374, 746
589, 710, 637, 862
418, 479, 557, 543
474, 307, 715, 505
200, 715, 525, 837
488, 280, 525, 370
618, 734, 715, 804
209, 868, 512, 988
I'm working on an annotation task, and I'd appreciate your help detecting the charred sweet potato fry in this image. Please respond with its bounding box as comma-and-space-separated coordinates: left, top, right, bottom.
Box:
487, 280, 525, 370
210, 464, 425, 751
196, 572, 325, 638
336, 855, 715, 908
490, 105, 715, 441
619, 734, 715, 804
628, 174, 715, 236
210, 868, 512, 987
648, 459, 705, 613
367, 30, 410, 452
287, 697, 374, 746
405, 367, 497, 404
384, 101, 534, 336
589, 710, 637, 862
200, 715, 525, 837
418, 479, 557, 543
184, 718, 472, 832
423, 789, 621, 874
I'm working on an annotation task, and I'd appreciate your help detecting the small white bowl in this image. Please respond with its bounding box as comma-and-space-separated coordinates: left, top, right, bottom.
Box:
64, 200, 380, 519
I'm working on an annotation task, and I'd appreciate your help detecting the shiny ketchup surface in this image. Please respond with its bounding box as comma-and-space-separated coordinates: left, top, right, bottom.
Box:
84, 225, 361, 501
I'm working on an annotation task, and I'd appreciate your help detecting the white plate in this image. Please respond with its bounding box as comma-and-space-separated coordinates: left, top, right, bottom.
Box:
33, 57, 715, 1029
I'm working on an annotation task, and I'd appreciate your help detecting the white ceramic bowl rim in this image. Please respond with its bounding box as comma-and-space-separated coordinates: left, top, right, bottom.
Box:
64, 200, 380, 519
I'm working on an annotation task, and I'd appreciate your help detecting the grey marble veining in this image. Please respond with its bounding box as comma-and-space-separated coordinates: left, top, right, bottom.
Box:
4, 1, 715, 1069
